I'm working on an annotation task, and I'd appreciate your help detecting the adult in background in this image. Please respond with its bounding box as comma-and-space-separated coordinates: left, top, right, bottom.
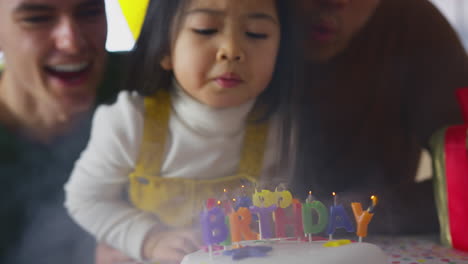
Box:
291, 0, 468, 234
0, 0, 125, 263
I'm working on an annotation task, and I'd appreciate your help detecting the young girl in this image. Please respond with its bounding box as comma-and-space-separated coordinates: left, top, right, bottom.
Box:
65, 0, 294, 263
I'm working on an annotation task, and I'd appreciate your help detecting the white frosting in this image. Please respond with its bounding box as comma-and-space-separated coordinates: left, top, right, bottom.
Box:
181, 240, 387, 264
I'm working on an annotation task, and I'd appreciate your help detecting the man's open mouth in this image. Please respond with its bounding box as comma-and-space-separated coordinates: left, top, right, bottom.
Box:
45, 62, 90, 81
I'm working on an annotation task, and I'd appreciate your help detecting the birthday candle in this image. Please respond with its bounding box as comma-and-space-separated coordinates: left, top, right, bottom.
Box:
276, 189, 293, 208
229, 207, 257, 243
292, 199, 304, 238
200, 206, 229, 245
252, 189, 276, 207
326, 201, 355, 239
250, 205, 277, 239
273, 189, 293, 238
206, 198, 217, 209
251, 189, 277, 239
273, 207, 288, 238
368, 195, 378, 213
220, 215, 232, 247
302, 193, 329, 236
351, 195, 377, 242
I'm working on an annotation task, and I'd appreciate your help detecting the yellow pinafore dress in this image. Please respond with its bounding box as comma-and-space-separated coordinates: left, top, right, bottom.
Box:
128, 91, 268, 228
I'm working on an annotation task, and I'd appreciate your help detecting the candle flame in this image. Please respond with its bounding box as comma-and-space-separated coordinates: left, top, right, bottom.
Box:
224, 188, 227, 193
306, 191, 313, 203
332, 192, 336, 196
232, 198, 237, 202
371, 195, 378, 206
217, 200, 221, 205
241, 185, 245, 188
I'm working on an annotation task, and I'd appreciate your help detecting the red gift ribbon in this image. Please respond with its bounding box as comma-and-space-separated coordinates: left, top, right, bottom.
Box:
456, 87, 468, 123
445, 125, 468, 251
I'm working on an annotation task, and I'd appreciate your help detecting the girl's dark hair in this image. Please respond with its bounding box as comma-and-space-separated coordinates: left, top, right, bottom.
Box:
126, 0, 188, 96
257, 0, 296, 121
127, 0, 297, 121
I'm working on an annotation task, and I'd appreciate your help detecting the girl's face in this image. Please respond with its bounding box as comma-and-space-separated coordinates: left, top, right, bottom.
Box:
161, 0, 280, 108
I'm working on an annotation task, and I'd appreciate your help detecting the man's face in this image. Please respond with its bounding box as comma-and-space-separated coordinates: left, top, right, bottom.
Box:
295, 0, 380, 62
0, 0, 107, 119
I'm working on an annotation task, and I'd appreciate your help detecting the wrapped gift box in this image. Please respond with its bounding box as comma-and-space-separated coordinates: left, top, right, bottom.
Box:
431, 87, 468, 252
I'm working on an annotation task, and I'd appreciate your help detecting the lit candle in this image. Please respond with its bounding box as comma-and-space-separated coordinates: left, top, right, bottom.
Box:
276, 189, 293, 208
367, 195, 378, 213
292, 199, 304, 238
229, 207, 257, 245
302, 192, 329, 242
327, 192, 355, 240
273, 188, 293, 238
351, 195, 378, 242
250, 205, 276, 239
306, 191, 314, 203
251, 189, 276, 239
200, 206, 229, 258
273, 207, 287, 238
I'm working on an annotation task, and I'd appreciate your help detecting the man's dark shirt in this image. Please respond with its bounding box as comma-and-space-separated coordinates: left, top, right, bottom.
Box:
292, 0, 468, 234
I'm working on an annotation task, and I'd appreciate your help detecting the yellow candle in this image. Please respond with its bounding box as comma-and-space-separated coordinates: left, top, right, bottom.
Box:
252, 189, 275, 207
276, 190, 293, 208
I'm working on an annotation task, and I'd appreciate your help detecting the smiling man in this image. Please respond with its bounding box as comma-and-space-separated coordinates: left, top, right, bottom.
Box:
292, 0, 468, 234
0, 0, 107, 141
0, 0, 125, 263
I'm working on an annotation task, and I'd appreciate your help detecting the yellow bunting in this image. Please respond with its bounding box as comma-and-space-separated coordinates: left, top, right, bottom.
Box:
118, 0, 149, 40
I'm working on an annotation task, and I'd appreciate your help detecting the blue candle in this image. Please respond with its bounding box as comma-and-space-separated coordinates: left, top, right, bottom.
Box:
200, 206, 229, 245
326, 204, 355, 239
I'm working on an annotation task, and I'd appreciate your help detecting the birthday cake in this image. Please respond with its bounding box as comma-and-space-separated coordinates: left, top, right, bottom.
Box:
181, 239, 387, 264
188, 189, 387, 263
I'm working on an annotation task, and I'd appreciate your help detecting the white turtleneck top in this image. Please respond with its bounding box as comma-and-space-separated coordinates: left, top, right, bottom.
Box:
64, 87, 281, 261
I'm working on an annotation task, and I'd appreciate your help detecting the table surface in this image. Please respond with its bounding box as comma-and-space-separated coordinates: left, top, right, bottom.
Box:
368, 235, 468, 264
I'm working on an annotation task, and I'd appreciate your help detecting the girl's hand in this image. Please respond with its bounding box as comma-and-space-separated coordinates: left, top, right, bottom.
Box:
95, 243, 142, 264
143, 228, 201, 264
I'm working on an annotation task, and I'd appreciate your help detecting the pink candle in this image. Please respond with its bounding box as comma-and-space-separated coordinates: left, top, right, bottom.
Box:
292, 199, 304, 237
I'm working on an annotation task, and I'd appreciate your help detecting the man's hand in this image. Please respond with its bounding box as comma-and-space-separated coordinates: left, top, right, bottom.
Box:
143, 228, 201, 264
95, 243, 141, 264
